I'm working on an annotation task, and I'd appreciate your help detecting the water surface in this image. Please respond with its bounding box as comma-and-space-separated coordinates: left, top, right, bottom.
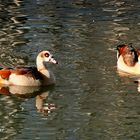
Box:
0, 0, 140, 140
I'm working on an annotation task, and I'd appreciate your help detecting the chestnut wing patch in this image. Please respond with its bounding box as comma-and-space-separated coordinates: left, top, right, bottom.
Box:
0, 67, 43, 80
0, 68, 11, 79
11, 67, 43, 80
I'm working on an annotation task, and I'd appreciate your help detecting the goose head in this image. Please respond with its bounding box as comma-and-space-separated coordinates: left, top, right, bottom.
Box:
36, 50, 58, 71
117, 44, 138, 66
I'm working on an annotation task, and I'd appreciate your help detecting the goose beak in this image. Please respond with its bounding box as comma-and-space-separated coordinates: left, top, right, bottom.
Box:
49, 57, 58, 64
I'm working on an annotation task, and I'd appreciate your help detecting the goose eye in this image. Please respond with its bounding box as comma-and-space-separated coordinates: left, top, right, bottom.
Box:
44, 52, 50, 57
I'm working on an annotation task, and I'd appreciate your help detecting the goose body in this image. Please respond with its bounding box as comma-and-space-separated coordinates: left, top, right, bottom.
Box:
0, 51, 58, 86
117, 44, 140, 75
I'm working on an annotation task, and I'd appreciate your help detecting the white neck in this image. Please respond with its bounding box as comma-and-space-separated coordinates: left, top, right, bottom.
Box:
36, 57, 50, 78
36, 56, 46, 70
35, 52, 56, 85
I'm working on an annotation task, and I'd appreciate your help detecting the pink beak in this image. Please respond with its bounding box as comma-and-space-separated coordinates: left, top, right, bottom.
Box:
49, 57, 58, 64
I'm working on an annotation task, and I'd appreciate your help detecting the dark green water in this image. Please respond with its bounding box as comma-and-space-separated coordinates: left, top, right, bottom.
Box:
0, 0, 140, 140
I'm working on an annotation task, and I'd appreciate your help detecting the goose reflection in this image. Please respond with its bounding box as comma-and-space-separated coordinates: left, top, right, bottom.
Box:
134, 79, 140, 93
0, 85, 56, 115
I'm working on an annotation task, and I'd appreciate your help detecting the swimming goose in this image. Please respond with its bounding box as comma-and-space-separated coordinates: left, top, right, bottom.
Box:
117, 44, 140, 74
0, 50, 58, 86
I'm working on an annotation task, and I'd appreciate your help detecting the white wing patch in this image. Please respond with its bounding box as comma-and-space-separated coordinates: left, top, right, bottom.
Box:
9, 74, 41, 86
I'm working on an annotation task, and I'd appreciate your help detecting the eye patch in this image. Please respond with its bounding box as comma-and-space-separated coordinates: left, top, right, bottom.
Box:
44, 52, 50, 57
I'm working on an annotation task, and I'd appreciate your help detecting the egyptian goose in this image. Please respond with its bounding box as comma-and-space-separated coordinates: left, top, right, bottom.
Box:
117, 44, 140, 74
0, 50, 58, 86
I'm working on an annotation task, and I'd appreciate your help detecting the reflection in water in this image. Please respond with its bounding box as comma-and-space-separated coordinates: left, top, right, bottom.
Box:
134, 79, 140, 93
36, 92, 56, 114
14, 0, 22, 7
0, 85, 56, 115
0, 85, 56, 139
117, 70, 140, 93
